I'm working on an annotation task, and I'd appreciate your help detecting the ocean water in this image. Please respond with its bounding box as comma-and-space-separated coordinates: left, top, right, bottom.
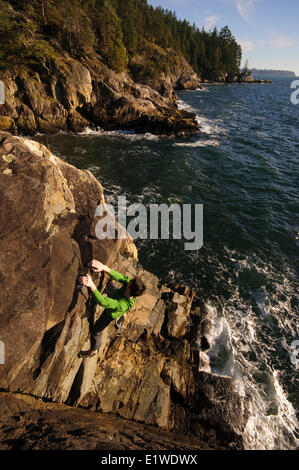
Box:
35, 76, 299, 450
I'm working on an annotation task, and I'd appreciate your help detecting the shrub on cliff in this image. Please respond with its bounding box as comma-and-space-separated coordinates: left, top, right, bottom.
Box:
0, 1, 57, 70
46, 1, 96, 59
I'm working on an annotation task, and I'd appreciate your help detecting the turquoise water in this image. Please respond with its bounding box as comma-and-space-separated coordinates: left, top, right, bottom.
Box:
35, 76, 299, 449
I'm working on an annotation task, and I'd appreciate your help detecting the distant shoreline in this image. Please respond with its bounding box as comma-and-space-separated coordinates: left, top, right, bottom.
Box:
251, 69, 296, 77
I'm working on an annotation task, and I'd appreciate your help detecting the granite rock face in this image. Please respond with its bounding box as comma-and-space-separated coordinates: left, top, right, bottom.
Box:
0, 133, 249, 450
0, 131, 136, 399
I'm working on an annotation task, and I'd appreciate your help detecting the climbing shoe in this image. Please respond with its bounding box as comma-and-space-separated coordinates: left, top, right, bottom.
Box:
115, 316, 124, 330
78, 350, 96, 358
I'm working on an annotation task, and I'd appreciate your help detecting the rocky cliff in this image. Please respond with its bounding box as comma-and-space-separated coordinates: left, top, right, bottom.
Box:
0, 132, 249, 450
129, 43, 201, 95
0, 51, 200, 137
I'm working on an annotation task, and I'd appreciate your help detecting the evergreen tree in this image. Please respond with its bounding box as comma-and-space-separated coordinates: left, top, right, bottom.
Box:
1, 0, 243, 77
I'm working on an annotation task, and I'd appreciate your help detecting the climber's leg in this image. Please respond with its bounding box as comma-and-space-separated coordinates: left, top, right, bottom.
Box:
90, 310, 114, 351
78, 310, 114, 358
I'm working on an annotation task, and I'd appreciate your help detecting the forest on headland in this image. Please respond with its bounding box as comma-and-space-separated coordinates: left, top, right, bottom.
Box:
0, 0, 243, 79
251, 69, 296, 77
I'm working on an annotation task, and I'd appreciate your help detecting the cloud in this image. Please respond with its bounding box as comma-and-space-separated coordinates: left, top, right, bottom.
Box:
240, 34, 294, 55
271, 34, 294, 49
233, 0, 260, 21
240, 40, 254, 52
204, 14, 221, 30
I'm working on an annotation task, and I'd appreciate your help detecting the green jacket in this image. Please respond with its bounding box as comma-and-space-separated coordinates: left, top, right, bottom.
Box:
92, 269, 136, 319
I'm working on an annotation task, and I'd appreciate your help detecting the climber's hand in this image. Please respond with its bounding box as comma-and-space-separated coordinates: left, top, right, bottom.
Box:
78, 274, 97, 292
88, 260, 109, 273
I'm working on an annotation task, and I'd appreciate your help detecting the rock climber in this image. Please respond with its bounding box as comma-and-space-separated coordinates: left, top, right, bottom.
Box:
78, 260, 146, 357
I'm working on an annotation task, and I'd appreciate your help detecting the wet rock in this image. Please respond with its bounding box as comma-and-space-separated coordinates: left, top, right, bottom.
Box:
190, 372, 250, 449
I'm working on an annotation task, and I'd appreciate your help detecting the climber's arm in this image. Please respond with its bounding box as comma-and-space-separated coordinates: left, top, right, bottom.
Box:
78, 274, 120, 309
91, 288, 120, 310
88, 260, 130, 284
88, 260, 110, 274
108, 269, 130, 285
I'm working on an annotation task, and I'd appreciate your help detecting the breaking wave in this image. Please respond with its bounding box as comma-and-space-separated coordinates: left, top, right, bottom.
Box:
79, 127, 161, 141
197, 247, 299, 450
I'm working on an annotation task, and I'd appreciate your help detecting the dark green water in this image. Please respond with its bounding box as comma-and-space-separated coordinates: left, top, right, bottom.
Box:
35, 76, 299, 449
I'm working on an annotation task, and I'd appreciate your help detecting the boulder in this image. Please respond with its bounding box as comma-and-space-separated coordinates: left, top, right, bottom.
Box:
0, 133, 249, 449
0, 131, 136, 400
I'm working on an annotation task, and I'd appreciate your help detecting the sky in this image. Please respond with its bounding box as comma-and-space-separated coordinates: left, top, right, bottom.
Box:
147, 0, 299, 76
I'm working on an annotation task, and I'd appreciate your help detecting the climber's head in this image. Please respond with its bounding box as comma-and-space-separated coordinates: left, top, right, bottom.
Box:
125, 277, 146, 298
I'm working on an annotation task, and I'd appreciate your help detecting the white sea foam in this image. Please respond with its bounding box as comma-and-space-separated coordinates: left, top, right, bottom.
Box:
79, 127, 160, 141
175, 139, 220, 148
199, 86, 209, 92
78, 127, 102, 136
180, 87, 209, 92
200, 306, 237, 377
178, 95, 228, 137
197, 115, 228, 137
197, 247, 299, 450
199, 301, 299, 449
176, 98, 197, 113
243, 369, 299, 450
176, 97, 224, 147
174, 113, 224, 147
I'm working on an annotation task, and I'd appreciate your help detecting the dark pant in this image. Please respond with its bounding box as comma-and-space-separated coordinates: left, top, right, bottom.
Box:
90, 310, 114, 351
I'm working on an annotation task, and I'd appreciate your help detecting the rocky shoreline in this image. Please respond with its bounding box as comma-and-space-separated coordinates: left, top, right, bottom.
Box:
0, 51, 200, 137
0, 132, 250, 450
0, 47, 271, 139
202, 71, 272, 84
